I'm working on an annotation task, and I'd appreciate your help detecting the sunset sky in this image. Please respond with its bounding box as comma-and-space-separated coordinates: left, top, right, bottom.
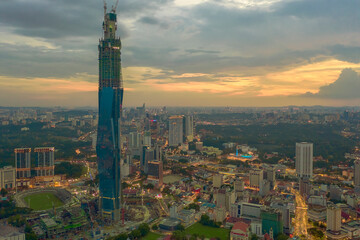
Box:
1, 0, 360, 107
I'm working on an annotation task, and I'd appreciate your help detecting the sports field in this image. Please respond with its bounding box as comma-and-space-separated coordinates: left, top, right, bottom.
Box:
23, 192, 64, 210
142, 232, 163, 240
185, 223, 230, 240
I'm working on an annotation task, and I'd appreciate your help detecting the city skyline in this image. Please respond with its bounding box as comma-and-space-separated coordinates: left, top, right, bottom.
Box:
0, 0, 360, 107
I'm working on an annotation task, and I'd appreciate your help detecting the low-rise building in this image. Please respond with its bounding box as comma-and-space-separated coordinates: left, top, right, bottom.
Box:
0, 225, 25, 240
0, 166, 16, 190
230, 221, 250, 240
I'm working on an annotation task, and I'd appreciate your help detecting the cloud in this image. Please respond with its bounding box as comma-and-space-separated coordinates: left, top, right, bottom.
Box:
301, 69, 360, 99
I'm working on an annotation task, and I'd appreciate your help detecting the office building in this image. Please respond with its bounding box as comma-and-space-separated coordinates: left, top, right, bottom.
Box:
96, 3, 123, 221
213, 174, 223, 188
150, 119, 159, 139
283, 207, 291, 234
261, 208, 283, 237
129, 132, 141, 149
263, 166, 276, 189
234, 179, 244, 192
14, 148, 31, 178
148, 161, 163, 186
0, 166, 16, 190
141, 146, 154, 173
143, 131, 151, 146
34, 147, 55, 177
184, 115, 194, 141
230, 202, 262, 219
327, 205, 341, 232
169, 116, 183, 146
354, 159, 360, 187
249, 168, 263, 188
295, 142, 313, 178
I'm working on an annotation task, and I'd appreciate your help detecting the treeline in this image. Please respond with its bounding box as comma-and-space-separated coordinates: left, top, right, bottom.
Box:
198, 123, 356, 162
0, 122, 92, 167
55, 162, 86, 179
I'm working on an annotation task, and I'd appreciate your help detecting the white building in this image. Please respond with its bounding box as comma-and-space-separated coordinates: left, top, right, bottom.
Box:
169, 116, 183, 146
296, 142, 313, 178
327, 205, 341, 232
184, 115, 194, 141
0, 166, 16, 190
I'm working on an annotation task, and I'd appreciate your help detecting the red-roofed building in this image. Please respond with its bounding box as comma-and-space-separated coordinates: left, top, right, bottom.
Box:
230, 221, 250, 240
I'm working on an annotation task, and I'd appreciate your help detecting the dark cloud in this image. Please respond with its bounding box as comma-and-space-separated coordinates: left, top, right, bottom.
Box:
139, 16, 160, 25
185, 49, 220, 54
302, 69, 360, 99
138, 16, 169, 29
329, 45, 360, 64
0, 0, 172, 39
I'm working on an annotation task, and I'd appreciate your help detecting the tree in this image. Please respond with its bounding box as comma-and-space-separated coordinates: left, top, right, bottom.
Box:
122, 182, 130, 189
276, 233, 289, 240
178, 224, 185, 231
129, 229, 141, 239
138, 223, 150, 237
151, 224, 158, 230
144, 183, 154, 190
251, 233, 259, 240
114, 233, 128, 240
1, 188, 8, 197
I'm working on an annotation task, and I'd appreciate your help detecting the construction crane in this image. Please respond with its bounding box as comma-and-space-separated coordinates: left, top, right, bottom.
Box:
111, 0, 119, 13
103, 0, 107, 16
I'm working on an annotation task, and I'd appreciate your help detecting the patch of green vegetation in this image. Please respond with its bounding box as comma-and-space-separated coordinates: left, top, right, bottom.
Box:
185, 223, 230, 240
142, 232, 163, 240
55, 162, 86, 179
24, 192, 63, 211
199, 123, 356, 163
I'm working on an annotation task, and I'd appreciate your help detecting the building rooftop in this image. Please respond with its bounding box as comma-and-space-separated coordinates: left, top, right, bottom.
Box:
232, 221, 249, 232
0, 225, 23, 237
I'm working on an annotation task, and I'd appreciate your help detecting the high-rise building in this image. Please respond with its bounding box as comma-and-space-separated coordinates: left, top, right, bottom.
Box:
169, 116, 183, 146
295, 142, 313, 178
129, 132, 141, 151
96, 3, 123, 221
249, 168, 263, 188
234, 179, 244, 192
148, 161, 163, 186
34, 147, 54, 177
213, 174, 223, 188
354, 159, 360, 187
327, 205, 341, 232
143, 131, 151, 147
14, 148, 31, 178
184, 115, 194, 141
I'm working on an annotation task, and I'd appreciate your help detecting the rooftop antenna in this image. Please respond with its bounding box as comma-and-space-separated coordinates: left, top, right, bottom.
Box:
111, 0, 119, 13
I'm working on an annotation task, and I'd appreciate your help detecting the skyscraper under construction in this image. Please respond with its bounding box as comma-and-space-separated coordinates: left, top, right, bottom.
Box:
96, 1, 123, 221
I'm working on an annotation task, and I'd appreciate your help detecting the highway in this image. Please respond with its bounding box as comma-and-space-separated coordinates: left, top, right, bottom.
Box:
292, 188, 311, 239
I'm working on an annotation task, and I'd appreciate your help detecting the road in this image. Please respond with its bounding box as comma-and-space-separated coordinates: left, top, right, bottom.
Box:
292, 188, 311, 239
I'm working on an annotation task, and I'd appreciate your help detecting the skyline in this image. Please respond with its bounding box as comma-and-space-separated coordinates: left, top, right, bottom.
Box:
1, 0, 360, 107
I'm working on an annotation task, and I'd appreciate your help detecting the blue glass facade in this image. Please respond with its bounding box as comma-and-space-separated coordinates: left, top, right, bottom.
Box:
97, 8, 123, 221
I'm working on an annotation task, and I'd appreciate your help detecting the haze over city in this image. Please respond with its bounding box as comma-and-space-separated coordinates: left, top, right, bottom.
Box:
1, 0, 360, 107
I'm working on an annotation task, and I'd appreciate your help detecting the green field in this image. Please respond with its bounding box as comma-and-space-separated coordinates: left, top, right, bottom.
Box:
185, 223, 230, 240
142, 232, 163, 240
24, 192, 64, 210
